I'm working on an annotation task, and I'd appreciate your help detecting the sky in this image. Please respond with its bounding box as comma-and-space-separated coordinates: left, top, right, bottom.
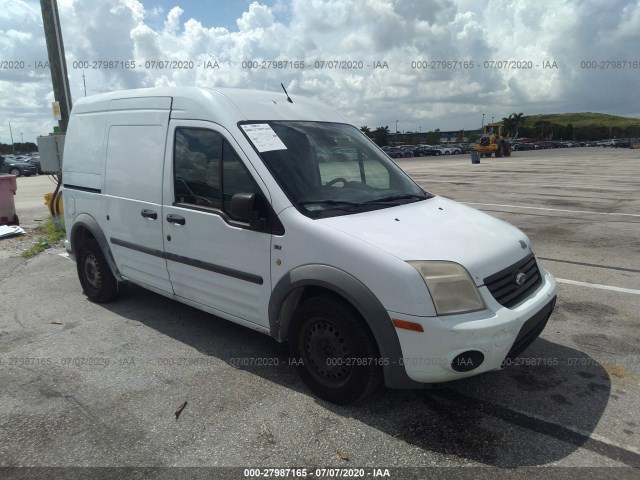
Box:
1, 0, 639, 144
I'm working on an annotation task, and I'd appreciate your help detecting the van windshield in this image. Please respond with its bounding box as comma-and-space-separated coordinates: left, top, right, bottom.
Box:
239, 121, 432, 218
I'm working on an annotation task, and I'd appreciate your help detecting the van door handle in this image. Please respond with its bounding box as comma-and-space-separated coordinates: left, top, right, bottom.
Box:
140, 209, 157, 220
166, 214, 186, 225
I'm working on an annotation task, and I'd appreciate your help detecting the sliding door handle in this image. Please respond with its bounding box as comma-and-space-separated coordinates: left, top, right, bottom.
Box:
140, 209, 157, 220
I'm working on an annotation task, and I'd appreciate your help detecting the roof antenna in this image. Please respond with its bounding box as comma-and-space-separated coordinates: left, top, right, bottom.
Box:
281, 83, 293, 103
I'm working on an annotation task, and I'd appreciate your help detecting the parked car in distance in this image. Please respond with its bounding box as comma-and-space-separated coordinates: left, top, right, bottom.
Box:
453, 143, 473, 154
0, 155, 38, 176
512, 143, 537, 151
382, 146, 409, 158
24, 155, 42, 174
415, 146, 443, 156
62, 87, 557, 405
398, 146, 417, 157
433, 145, 457, 155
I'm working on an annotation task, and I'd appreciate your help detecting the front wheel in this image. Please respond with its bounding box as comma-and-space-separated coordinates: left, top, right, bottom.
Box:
289, 295, 382, 404
77, 239, 118, 303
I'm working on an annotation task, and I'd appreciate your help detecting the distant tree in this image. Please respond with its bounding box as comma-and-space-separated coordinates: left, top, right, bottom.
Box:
425, 128, 441, 145
360, 126, 372, 137
373, 126, 390, 146
511, 113, 525, 138
534, 120, 552, 139
501, 116, 515, 137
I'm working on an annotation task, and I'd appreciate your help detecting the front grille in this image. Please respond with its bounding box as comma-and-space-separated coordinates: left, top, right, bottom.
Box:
484, 253, 542, 308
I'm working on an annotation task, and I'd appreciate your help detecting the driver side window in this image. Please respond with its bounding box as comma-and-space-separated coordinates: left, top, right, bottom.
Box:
173, 128, 258, 219
174, 128, 222, 208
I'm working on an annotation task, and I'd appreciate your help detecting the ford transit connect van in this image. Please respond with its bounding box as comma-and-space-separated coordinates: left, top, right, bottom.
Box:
63, 87, 556, 404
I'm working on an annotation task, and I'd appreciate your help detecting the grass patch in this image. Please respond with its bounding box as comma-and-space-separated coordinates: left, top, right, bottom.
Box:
21, 216, 66, 259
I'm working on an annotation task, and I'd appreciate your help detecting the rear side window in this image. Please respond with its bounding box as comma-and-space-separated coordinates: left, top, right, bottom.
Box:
173, 128, 258, 219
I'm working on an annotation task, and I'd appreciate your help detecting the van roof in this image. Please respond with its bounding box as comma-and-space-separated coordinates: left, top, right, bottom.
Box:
70, 87, 347, 130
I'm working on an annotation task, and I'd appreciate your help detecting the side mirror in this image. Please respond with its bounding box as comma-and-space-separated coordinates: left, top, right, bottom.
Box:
230, 192, 256, 222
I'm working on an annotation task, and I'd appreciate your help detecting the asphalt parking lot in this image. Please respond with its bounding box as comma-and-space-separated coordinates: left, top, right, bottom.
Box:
1, 147, 639, 478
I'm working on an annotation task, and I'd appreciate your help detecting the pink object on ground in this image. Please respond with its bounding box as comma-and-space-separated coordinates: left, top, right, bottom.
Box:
0, 174, 18, 226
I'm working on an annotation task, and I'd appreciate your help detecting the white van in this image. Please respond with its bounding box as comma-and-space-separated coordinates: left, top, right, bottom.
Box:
63, 87, 556, 404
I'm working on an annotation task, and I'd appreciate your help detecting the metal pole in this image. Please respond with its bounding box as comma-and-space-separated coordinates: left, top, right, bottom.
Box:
82, 70, 87, 96
40, 0, 72, 132
8, 121, 15, 154
481, 113, 485, 129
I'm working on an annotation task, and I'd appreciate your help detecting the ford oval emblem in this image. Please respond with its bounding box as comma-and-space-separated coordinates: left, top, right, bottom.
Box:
515, 272, 527, 287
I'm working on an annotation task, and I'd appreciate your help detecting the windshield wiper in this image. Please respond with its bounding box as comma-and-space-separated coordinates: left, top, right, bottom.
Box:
298, 199, 366, 211
298, 200, 363, 207
361, 193, 431, 204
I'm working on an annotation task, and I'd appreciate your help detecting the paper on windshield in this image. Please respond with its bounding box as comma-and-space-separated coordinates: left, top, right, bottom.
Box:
241, 124, 287, 152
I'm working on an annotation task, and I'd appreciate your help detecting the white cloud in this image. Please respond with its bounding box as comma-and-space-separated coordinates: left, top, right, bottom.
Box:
1, 0, 639, 145
164, 6, 183, 34
237, 2, 275, 31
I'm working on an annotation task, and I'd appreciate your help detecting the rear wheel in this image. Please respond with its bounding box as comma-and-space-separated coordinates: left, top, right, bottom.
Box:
289, 295, 382, 404
77, 239, 118, 303
9, 168, 21, 177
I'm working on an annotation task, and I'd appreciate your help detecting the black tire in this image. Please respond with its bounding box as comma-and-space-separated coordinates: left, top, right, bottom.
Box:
9, 168, 21, 177
435, 151, 441, 156
76, 239, 118, 303
289, 294, 382, 405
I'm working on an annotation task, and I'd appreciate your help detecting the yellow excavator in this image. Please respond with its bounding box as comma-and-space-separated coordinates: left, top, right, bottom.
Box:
472, 123, 512, 157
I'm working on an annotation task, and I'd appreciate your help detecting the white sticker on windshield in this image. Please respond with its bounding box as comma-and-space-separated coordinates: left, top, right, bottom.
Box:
241, 124, 287, 152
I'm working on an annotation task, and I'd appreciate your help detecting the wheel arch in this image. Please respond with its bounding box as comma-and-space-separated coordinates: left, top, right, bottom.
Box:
269, 264, 423, 389
70, 214, 123, 281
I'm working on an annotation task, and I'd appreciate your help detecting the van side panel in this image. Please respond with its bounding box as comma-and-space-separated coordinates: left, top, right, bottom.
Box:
101, 98, 173, 293
62, 112, 108, 191
104, 124, 163, 202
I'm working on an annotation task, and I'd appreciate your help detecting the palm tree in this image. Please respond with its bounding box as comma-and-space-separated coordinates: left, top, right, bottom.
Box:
502, 116, 515, 137
373, 126, 390, 146
510, 113, 525, 139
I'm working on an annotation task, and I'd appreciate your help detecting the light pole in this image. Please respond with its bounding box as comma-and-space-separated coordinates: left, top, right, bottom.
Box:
20, 133, 24, 143
8, 121, 15, 154
481, 113, 485, 129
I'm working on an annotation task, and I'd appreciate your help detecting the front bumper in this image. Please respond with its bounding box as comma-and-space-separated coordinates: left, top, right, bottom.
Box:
389, 265, 557, 383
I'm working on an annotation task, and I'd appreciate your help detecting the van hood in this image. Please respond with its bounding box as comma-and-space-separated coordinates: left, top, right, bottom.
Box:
319, 196, 533, 285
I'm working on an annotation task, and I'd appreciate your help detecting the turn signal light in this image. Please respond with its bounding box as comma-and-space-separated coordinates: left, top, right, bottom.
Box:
392, 319, 424, 332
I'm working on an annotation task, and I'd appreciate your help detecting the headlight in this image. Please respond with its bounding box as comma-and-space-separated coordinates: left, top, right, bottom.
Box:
408, 261, 485, 315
